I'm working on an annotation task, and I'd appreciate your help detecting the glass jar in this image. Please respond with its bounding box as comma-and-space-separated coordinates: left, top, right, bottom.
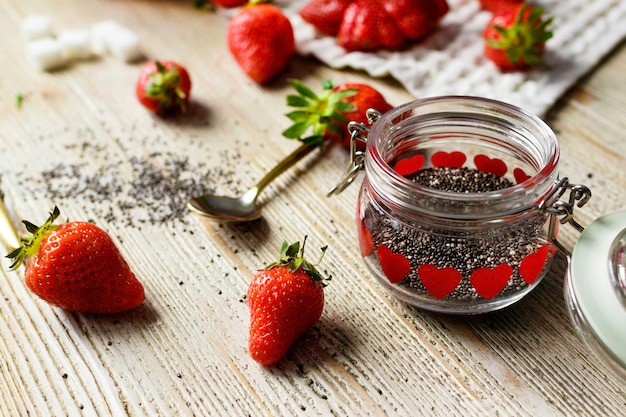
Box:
331, 96, 588, 314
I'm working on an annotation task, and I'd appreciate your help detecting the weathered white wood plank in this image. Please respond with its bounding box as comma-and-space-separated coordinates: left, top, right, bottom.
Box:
0, 0, 624, 416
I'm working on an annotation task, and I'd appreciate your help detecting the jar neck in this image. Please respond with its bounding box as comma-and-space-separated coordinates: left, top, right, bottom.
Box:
365, 96, 560, 220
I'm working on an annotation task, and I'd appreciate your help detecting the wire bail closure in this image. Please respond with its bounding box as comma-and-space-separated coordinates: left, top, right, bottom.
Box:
541, 177, 592, 257
328, 109, 382, 196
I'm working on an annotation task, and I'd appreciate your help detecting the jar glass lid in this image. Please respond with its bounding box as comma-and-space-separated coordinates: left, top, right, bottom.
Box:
570, 210, 626, 370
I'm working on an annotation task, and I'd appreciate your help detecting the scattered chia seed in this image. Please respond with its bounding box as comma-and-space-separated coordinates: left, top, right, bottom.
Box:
22, 145, 245, 228
363, 166, 549, 305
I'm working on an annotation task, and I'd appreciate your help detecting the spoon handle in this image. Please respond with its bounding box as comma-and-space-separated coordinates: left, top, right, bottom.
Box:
0, 199, 20, 251
254, 143, 317, 193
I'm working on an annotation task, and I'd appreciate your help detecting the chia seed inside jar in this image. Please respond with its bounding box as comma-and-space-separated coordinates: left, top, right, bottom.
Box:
355, 96, 560, 314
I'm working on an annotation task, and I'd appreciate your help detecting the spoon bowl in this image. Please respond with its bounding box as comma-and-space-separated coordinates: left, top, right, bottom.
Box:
188, 187, 262, 222
188, 143, 316, 222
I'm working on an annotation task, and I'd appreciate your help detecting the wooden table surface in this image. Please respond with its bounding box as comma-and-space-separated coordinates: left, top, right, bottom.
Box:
1, 1, 625, 416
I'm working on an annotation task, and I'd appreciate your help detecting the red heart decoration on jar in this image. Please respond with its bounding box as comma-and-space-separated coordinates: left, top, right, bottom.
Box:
513, 168, 531, 184
474, 154, 507, 178
431, 151, 466, 168
393, 154, 425, 176
470, 264, 512, 299
357, 217, 374, 257
377, 245, 411, 283
519, 245, 549, 284
418, 264, 462, 299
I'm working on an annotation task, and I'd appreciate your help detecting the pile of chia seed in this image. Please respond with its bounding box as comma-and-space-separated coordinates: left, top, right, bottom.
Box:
19, 143, 245, 227
363, 166, 547, 304
410, 167, 513, 192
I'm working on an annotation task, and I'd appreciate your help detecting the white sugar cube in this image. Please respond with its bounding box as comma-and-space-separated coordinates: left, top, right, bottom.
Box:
21, 14, 54, 42
26, 37, 67, 71
90, 19, 123, 55
108, 28, 143, 62
58, 29, 92, 61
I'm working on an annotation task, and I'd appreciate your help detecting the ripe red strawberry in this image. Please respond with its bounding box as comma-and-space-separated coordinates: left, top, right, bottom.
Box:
7, 207, 145, 314
483, 4, 553, 71
227, 3, 295, 84
212, 0, 248, 8
432, 0, 450, 18
382, 0, 446, 41
300, 0, 354, 36
247, 238, 329, 365
330, 82, 393, 147
282, 79, 393, 149
479, 0, 523, 13
135, 60, 191, 115
337, 0, 405, 51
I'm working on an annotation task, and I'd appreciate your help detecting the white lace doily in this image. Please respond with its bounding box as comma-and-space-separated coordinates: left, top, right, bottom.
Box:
278, 0, 626, 116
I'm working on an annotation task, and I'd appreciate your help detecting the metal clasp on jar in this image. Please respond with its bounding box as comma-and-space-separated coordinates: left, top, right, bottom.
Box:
540, 177, 592, 257
328, 109, 382, 196
544, 178, 626, 305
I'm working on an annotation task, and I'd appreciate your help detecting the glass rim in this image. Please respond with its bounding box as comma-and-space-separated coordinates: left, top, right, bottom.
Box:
365, 95, 561, 218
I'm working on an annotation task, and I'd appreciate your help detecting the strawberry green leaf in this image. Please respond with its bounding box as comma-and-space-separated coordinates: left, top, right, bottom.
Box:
286, 95, 311, 108
285, 110, 313, 123
143, 61, 188, 114
284, 241, 300, 258
265, 236, 331, 284
283, 79, 358, 146
7, 206, 61, 270
290, 257, 303, 273
329, 90, 358, 102
335, 102, 356, 113
23, 221, 39, 234
282, 123, 312, 139
278, 241, 289, 256
486, 5, 552, 68
5, 247, 21, 262
289, 79, 318, 100
320, 80, 333, 89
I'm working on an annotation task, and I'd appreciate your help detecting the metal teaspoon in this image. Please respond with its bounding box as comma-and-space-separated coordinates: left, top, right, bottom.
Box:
187, 143, 317, 222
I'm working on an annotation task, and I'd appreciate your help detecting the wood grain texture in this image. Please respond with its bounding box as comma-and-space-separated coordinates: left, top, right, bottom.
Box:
0, 1, 624, 416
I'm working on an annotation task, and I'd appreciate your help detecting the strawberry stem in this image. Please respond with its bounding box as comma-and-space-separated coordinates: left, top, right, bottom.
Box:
486, 5, 553, 67
266, 236, 331, 284
147, 61, 188, 114
6, 206, 61, 270
283, 79, 357, 147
